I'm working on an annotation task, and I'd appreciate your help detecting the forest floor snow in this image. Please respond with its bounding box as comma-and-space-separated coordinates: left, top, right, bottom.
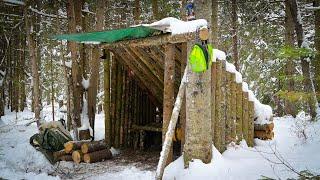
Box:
0, 107, 320, 180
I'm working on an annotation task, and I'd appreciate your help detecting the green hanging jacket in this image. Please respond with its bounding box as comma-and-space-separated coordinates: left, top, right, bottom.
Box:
189, 44, 213, 73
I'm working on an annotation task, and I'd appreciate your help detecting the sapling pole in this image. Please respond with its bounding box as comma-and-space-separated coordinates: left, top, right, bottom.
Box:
155, 68, 187, 180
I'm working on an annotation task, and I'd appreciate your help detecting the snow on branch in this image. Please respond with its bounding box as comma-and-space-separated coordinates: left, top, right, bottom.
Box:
29, 7, 67, 19
3, 0, 24, 6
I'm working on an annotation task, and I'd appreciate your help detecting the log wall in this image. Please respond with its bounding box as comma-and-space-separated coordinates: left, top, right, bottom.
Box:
104, 44, 258, 153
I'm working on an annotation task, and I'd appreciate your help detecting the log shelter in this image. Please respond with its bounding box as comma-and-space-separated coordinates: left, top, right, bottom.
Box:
53, 22, 268, 159
54, 25, 195, 154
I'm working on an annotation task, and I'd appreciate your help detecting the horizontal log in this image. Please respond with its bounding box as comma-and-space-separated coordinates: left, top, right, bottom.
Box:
254, 130, 274, 140
103, 32, 196, 48
81, 140, 109, 154
83, 149, 113, 163
254, 123, 274, 132
58, 155, 73, 161
132, 124, 162, 132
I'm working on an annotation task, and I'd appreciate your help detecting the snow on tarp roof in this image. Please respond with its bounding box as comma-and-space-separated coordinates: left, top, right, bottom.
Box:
52, 17, 207, 44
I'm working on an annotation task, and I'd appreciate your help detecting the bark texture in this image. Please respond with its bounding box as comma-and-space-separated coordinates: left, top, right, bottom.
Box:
184, 0, 212, 167
284, 0, 297, 117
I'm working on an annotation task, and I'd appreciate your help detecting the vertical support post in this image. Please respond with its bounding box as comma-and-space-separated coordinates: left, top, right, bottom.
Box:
225, 72, 232, 145
230, 73, 237, 141
163, 43, 175, 165
242, 91, 249, 143
211, 61, 216, 145
184, 41, 212, 167
248, 100, 254, 147
214, 60, 222, 152
104, 50, 111, 145
180, 42, 187, 152
110, 56, 118, 146
236, 83, 243, 142
221, 60, 227, 152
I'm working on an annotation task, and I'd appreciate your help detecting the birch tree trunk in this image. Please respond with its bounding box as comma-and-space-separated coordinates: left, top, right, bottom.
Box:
184, 0, 212, 167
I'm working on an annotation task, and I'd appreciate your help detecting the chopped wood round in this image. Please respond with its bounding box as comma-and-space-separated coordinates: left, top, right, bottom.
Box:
72, 150, 83, 164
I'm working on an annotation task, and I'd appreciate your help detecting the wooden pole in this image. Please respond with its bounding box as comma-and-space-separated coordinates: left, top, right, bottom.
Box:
114, 64, 123, 148
221, 60, 227, 152
214, 60, 222, 151
242, 92, 249, 143
248, 100, 255, 147
180, 42, 187, 152
225, 72, 232, 145
110, 57, 118, 146
230, 73, 237, 141
156, 68, 187, 180
211, 61, 217, 145
104, 51, 111, 145
236, 83, 243, 142
162, 43, 175, 165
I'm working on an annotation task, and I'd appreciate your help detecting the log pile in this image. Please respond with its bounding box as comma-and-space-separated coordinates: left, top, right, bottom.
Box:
254, 122, 274, 140
52, 140, 112, 164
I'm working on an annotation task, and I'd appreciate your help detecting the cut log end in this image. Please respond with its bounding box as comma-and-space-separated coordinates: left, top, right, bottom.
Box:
83, 154, 90, 163
81, 143, 89, 154
64, 141, 73, 153
72, 150, 83, 164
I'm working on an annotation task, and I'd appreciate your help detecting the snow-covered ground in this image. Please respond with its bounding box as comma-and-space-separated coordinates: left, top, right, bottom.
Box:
0, 107, 319, 180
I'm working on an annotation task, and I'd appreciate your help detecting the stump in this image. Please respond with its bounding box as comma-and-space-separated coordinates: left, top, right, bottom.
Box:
83, 149, 112, 163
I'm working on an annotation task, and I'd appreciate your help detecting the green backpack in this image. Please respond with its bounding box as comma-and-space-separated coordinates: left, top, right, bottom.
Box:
189, 44, 213, 73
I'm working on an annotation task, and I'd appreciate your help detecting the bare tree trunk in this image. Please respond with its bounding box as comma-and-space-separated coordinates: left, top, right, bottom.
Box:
152, 0, 159, 20
67, 0, 80, 139
289, 0, 318, 119
313, 0, 320, 103
88, 0, 105, 140
24, 1, 40, 127
231, 0, 239, 71
133, 0, 141, 24
284, 0, 297, 117
184, 0, 212, 167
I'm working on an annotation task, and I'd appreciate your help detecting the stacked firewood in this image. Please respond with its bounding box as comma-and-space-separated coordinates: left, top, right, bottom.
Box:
254, 122, 274, 140
53, 140, 112, 164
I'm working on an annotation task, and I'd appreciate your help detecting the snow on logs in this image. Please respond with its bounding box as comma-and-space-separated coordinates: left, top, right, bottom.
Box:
53, 140, 112, 164
212, 50, 273, 145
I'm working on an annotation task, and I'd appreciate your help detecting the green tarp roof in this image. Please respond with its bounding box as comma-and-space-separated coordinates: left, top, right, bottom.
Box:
52, 26, 163, 44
